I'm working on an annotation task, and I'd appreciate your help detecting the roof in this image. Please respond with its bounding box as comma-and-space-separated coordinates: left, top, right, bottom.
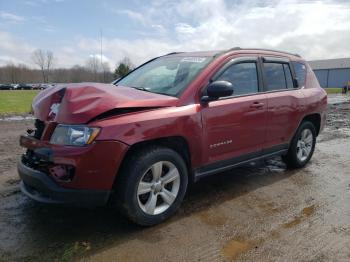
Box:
308, 58, 350, 70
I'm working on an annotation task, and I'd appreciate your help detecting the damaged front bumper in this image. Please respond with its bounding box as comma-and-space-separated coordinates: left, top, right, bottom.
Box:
18, 161, 110, 206
18, 134, 129, 206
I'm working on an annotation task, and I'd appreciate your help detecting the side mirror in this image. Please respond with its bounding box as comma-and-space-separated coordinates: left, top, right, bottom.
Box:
201, 80, 234, 103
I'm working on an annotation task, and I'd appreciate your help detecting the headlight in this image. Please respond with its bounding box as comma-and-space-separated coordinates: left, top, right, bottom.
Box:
50, 125, 100, 146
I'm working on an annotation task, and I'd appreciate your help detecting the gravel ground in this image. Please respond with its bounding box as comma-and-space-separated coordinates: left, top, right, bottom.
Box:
0, 94, 349, 262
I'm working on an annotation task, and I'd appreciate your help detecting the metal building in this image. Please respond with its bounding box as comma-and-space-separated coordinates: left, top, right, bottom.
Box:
308, 58, 350, 88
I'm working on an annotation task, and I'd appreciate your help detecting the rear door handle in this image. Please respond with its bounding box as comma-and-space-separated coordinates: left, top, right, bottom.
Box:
250, 102, 264, 108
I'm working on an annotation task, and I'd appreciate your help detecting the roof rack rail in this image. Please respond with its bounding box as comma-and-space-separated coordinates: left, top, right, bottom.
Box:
227, 47, 301, 57
164, 52, 184, 56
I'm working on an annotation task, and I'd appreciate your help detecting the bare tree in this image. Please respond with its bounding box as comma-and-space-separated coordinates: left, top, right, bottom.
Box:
85, 56, 100, 81
101, 61, 111, 82
7, 63, 20, 83
0, 60, 114, 84
5, 64, 42, 83
32, 49, 54, 83
32, 49, 45, 82
69, 65, 86, 82
46, 51, 54, 82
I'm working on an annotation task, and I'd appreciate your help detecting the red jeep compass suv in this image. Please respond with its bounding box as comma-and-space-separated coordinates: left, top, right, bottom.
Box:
18, 48, 327, 225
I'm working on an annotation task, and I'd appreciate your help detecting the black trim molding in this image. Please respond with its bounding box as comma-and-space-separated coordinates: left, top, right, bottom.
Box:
193, 144, 289, 181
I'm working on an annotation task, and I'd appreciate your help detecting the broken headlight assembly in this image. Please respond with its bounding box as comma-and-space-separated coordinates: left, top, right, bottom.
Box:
50, 125, 100, 146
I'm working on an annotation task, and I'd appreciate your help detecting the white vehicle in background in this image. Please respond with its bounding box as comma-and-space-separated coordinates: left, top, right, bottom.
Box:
40, 83, 56, 89
30, 83, 41, 90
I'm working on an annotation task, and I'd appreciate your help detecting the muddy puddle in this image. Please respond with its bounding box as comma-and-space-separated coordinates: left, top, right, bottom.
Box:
0, 94, 349, 261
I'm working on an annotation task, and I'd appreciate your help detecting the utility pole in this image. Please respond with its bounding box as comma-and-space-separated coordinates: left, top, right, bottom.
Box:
100, 29, 104, 82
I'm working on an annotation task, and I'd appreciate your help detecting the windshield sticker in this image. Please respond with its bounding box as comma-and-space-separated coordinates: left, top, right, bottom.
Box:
181, 57, 206, 63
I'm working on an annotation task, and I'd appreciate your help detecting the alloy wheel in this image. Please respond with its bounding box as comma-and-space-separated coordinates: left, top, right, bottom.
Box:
137, 161, 180, 215
296, 128, 313, 162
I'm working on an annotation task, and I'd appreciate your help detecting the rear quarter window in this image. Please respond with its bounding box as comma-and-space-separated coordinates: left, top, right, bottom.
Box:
283, 64, 294, 89
292, 62, 306, 87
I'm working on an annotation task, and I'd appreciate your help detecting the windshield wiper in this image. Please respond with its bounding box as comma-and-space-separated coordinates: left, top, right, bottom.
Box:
129, 86, 174, 97
132, 86, 150, 92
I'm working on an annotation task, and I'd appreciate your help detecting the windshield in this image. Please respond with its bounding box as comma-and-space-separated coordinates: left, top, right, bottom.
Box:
115, 56, 212, 97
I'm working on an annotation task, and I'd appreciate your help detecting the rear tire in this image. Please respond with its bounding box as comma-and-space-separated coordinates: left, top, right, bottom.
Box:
283, 121, 316, 169
114, 146, 188, 226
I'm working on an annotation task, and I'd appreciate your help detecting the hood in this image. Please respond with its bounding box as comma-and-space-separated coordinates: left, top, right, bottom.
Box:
33, 83, 178, 124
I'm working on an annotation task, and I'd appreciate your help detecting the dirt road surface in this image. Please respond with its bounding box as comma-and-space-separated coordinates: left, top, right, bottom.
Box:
0, 95, 349, 262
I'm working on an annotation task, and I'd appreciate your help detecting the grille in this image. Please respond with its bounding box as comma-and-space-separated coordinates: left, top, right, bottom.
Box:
22, 149, 50, 175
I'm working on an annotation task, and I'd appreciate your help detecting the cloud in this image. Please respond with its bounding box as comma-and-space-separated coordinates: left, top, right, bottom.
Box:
0, 11, 25, 23
175, 23, 196, 35
3, 0, 350, 69
0, 31, 35, 65
113, 8, 166, 34
84, 0, 350, 66
161, 0, 350, 57
31, 16, 46, 23
25, 0, 64, 5
76, 36, 174, 67
116, 9, 149, 26
43, 25, 55, 32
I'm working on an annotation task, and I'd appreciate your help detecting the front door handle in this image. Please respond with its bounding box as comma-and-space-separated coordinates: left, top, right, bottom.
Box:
250, 102, 264, 109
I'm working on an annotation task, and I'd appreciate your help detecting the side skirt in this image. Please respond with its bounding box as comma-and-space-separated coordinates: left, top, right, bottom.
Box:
193, 144, 289, 182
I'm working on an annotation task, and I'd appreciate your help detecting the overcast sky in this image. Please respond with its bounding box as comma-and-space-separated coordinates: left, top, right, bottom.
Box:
1, 0, 350, 69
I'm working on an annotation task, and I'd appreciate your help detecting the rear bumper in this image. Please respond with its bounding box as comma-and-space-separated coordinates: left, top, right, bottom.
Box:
18, 160, 111, 206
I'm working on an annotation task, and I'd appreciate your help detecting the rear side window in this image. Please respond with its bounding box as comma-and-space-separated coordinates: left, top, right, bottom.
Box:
216, 62, 258, 96
292, 62, 306, 87
263, 63, 286, 91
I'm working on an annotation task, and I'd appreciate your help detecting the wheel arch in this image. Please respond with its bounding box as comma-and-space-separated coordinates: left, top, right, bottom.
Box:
301, 113, 321, 136
114, 136, 194, 188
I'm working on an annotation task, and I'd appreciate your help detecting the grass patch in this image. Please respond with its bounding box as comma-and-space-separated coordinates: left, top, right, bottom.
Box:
325, 87, 343, 94
0, 90, 39, 115
59, 241, 91, 262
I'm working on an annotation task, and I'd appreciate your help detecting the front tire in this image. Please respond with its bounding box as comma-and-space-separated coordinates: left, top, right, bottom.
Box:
115, 147, 188, 226
283, 121, 316, 169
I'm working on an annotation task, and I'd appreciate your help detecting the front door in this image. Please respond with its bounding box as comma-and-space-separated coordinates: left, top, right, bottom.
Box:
201, 58, 267, 165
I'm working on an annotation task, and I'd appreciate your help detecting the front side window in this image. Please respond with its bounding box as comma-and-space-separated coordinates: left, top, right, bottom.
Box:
263, 63, 287, 91
116, 56, 212, 97
216, 62, 259, 96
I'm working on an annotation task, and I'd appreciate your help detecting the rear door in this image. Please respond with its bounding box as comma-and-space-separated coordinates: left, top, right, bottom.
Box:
201, 57, 268, 165
261, 57, 304, 152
